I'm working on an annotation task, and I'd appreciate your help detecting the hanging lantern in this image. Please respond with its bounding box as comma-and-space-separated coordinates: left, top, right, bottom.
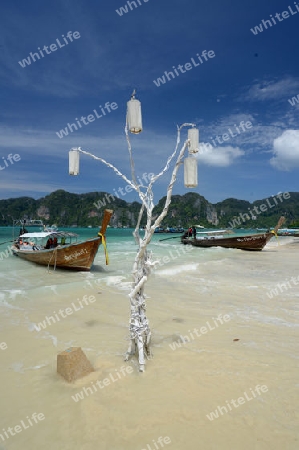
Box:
69, 149, 80, 175
184, 156, 198, 188
188, 128, 199, 153
127, 93, 142, 134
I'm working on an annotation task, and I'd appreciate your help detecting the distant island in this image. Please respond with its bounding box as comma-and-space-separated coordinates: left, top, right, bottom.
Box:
0, 190, 298, 228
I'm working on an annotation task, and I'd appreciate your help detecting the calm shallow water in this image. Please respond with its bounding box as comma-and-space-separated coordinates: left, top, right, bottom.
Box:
0, 227, 298, 449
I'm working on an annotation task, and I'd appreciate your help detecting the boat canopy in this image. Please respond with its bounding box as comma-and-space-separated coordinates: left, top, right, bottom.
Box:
20, 231, 79, 238
196, 229, 231, 234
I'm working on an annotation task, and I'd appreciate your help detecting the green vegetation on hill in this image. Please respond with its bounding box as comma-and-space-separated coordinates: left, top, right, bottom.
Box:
0, 190, 298, 228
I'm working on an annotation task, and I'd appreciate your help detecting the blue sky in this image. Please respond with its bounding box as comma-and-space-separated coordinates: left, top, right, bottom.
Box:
0, 0, 298, 204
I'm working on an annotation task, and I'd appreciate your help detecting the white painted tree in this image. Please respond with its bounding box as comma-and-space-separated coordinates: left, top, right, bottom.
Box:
69, 92, 199, 371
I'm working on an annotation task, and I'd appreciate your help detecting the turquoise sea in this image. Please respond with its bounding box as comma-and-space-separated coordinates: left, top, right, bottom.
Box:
0, 225, 277, 290
0, 225, 293, 292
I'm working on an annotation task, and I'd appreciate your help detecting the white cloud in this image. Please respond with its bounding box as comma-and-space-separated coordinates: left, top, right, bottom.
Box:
270, 130, 299, 170
196, 144, 244, 167
243, 77, 299, 101
241, 77, 299, 102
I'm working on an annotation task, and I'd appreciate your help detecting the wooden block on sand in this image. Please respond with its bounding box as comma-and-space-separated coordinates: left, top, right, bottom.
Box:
57, 347, 94, 383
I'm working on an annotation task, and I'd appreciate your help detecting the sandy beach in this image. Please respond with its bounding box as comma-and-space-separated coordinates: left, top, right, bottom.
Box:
0, 237, 298, 450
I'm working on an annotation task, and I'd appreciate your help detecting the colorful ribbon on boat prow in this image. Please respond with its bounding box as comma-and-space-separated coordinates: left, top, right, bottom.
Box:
270, 230, 279, 245
98, 232, 109, 265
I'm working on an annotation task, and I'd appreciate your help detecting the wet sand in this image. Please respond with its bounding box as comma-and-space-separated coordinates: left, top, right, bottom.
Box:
0, 239, 298, 449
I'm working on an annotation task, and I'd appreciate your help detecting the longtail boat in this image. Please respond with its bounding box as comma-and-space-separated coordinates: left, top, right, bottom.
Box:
181, 217, 285, 251
276, 228, 299, 237
11, 209, 113, 270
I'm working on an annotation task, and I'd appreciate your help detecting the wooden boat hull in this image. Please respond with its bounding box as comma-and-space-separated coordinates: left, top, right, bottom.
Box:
12, 237, 102, 270
181, 233, 274, 251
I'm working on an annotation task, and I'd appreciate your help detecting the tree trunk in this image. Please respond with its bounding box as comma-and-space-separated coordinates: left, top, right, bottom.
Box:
125, 234, 154, 372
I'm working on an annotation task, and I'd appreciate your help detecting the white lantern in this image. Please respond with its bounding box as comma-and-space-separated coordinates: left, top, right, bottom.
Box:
69, 149, 80, 175
184, 156, 198, 188
188, 128, 199, 153
127, 98, 142, 134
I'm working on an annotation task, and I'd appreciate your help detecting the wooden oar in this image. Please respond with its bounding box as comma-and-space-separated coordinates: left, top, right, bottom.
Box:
159, 235, 182, 242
